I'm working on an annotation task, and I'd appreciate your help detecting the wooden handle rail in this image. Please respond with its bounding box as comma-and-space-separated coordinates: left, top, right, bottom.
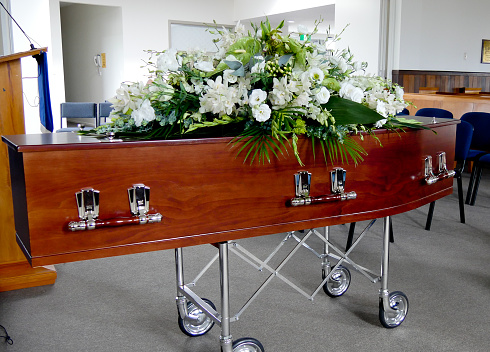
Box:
289, 191, 357, 207
68, 213, 162, 231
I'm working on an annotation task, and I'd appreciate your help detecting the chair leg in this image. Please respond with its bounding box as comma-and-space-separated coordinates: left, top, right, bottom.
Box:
457, 175, 465, 223
469, 165, 483, 206
425, 201, 436, 231
345, 222, 356, 251
466, 164, 477, 204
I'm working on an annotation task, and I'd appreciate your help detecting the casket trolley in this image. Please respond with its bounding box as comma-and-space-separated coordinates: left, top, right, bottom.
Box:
2, 117, 458, 351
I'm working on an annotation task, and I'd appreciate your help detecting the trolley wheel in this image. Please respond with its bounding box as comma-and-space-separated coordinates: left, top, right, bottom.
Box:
379, 291, 409, 328
177, 298, 216, 337
322, 265, 351, 297
230, 337, 265, 352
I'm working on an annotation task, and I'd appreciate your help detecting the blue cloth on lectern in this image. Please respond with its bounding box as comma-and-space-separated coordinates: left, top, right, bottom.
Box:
34, 51, 54, 132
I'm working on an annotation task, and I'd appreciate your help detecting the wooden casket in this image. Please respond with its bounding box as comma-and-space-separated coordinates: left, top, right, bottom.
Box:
2, 117, 457, 267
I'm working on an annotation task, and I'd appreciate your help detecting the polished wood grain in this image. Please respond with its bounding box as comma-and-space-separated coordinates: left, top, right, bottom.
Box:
0, 49, 56, 291
393, 70, 490, 94
404, 93, 490, 118
3, 118, 458, 267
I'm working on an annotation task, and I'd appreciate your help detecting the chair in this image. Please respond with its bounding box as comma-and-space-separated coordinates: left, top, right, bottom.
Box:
415, 107, 453, 119
425, 120, 474, 230
98, 102, 113, 126
397, 108, 410, 116
56, 102, 97, 132
460, 112, 490, 205
465, 154, 490, 205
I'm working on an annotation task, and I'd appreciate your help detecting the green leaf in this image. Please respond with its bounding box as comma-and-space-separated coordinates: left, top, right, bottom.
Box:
224, 60, 242, 70
278, 54, 293, 66
323, 96, 384, 125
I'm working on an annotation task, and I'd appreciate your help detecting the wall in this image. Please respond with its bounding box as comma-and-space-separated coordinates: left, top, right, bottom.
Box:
10, 0, 234, 132
334, 0, 381, 75
233, 0, 382, 75
60, 4, 123, 103
398, 0, 490, 72
10, 0, 52, 134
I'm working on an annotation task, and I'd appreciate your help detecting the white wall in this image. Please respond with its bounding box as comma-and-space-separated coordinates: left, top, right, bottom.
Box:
10, 0, 52, 134
234, 0, 381, 75
398, 0, 490, 72
60, 4, 123, 103
10, 0, 234, 132
334, 0, 381, 75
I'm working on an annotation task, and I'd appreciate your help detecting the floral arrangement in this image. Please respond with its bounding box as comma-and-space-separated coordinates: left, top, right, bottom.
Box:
88, 19, 414, 165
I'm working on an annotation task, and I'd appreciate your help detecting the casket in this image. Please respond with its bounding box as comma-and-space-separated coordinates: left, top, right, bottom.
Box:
2, 117, 457, 267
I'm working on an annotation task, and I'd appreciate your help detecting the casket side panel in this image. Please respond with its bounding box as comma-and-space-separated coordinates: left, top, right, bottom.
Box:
20, 124, 455, 265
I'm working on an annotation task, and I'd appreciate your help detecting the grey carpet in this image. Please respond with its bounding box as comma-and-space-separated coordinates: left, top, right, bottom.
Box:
1, 173, 489, 352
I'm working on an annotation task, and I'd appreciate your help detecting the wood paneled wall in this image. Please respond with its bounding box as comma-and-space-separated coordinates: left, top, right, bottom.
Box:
392, 70, 490, 93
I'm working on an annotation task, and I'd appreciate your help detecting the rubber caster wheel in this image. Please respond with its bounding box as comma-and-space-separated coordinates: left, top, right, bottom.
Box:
322, 265, 351, 297
379, 291, 409, 328
231, 337, 265, 352
178, 298, 216, 336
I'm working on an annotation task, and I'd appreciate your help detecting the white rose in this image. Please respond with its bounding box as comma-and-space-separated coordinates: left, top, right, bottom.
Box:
315, 87, 331, 104
252, 103, 271, 122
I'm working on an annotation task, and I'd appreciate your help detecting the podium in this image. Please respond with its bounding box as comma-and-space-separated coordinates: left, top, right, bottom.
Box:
0, 48, 56, 291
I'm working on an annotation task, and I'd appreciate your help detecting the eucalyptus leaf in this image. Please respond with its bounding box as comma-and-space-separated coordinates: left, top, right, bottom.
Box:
224, 60, 243, 70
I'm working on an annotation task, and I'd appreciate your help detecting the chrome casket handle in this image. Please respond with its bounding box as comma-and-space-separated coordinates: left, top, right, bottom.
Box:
289, 168, 357, 207
68, 184, 162, 231
425, 152, 456, 185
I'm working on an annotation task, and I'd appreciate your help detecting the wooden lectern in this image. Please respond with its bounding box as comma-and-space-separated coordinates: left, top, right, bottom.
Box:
0, 48, 56, 291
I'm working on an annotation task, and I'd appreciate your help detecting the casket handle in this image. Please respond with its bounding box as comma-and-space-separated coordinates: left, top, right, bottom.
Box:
289, 168, 357, 207
424, 152, 456, 185
68, 184, 162, 231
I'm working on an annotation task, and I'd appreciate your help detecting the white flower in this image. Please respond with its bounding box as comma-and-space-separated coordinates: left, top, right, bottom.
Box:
315, 87, 331, 104
395, 85, 405, 100
252, 104, 271, 122
199, 76, 239, 115
131, 99, 156, 127
339, 82, 364, 103
157, 49, 179, 72
308, 67, 324, 82
223, 69, 238, 84
194, 60, 214, 72
249, 89, 267, 106
375, 118, 387, 128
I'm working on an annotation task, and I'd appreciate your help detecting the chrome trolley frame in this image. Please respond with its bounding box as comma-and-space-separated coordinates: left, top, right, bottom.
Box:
174, 216, 409, 352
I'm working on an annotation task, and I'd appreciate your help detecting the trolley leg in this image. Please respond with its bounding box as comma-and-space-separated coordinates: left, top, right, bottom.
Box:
219, 242, 233, 352
175, 248, 188, 319
322, 226, 331, 277
379, 217, 391, 308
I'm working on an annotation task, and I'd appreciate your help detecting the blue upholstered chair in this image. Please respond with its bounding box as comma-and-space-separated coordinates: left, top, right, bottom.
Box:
56, 102, 97, 132
98, 102, 113, 126
425, 120, 474, 230
460, 112, 490, 205
397, 108, 410, 116
466, 154, 490, 205
415, 107, 453, 119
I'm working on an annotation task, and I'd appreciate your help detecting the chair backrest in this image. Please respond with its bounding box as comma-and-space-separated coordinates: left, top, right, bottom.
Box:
60, 102, 97, 128
397, 108, 409, 115
455, 120, 474, 163
415, 108, 453, 119
98, 102, 113, 126
460, 112, 490, 151
98, 102, 113, 118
